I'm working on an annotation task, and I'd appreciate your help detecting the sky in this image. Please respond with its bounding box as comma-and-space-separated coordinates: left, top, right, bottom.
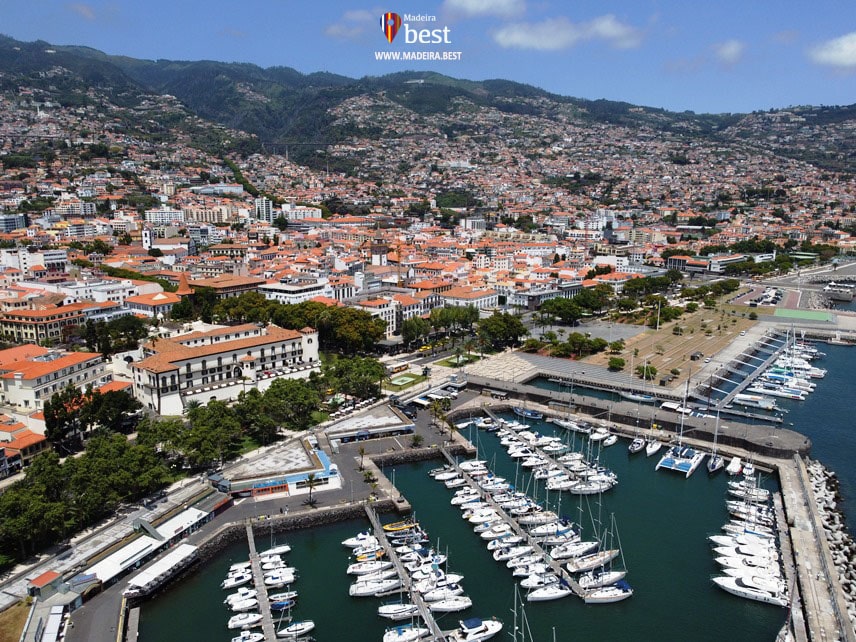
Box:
1, 0, 855, 114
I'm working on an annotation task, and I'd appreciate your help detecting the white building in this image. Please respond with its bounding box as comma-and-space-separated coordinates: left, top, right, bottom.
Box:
144, 208, 185, 226
131, 323, 320, 415
259, 278, 332, 305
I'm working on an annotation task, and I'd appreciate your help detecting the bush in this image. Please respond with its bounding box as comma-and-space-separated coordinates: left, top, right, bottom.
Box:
607, 357, 625, 371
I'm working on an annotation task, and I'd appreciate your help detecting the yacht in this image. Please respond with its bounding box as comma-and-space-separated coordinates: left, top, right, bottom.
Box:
519, 573, 559, 590
342, 531, 378, 548
231, 632, 264, 642
443, 617, 503, 642
628, 437, 645, 454
645, 439, 663, 457
707, 411, 725, 474
260, 543, 291, 557
565, 549, 620, 573
221, 572, 253, 590
224, 587, 257, 605
712, 575, 789, 607
349, 577, 402, 597
383, 623, 431, 642
277, 620, 316, 638
228, 597, 259, 613
577, 568, 627, 590
583, 579, 634, 604
226, 612, 262, 630
655, 444, 705, 478
526, 584, 573, 601
422, 583, 465, 602
377, 601, 420, 621
347, 559, 394, 575
428, 595, 473, 613
726, 456, 743, 476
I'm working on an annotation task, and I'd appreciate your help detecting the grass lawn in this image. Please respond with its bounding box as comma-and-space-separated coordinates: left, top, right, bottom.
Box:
384, 374, 427, 391
435, 354, 480, 368
0, 600, 30, 642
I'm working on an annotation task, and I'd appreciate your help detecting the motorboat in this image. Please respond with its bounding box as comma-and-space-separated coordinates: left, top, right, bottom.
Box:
224, 587, 257, 605
589, 427, 610, 442
264, 571, 296, 588
429, 595, 473, 613
277, 620, 316, 638
517, 510, 558, 526
708, 533, 776, 549
229, 561, 251, 573
231, 631, 264, 642
715, 556, 781, 576
528, 519, 576, 539
726, 456, 743, 476
492, 545, 533, 562
577, 568, 627, 590
349, 577, 402, 597
347, 559, 394, 575
568, 479, 615, 495
422, 583, 465, 602
383, 519, 419, 533
712, 575, 788, 607
479, 524, 514, 541
628, 437, 645, 454
602, 434, 618, 447
519, 573, 559, 589
506, 554, 543, 570
444, 617, 503, 642
382, 622, 431, 642
227, 612, 262, 630
445, 477, 468, 489
583, 579, 633, 604
377, 601, 420, 621
486, 535, 524, 550
342, 531, 378, 548
459, 459, 488, 472
222, 572, 253, 590
526, 584, 573, 601
268, 590, 298, 602
514, 407, 544, 420
512, 563, 550, 578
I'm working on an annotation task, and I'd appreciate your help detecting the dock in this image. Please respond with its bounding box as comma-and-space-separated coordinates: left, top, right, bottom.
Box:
245, 522, 277, 641
439, 448, 585, 599
716, 344, 788, 409
363, 506, 445, 641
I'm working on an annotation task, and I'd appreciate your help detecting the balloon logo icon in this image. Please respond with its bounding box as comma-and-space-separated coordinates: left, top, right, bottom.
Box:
381, 12, 402, 43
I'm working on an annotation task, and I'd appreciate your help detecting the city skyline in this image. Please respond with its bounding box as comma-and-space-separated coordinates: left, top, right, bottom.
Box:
0, 0, 854, 114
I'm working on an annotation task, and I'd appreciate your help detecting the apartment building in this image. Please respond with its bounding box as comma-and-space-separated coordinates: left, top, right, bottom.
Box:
0, 345, 108, 411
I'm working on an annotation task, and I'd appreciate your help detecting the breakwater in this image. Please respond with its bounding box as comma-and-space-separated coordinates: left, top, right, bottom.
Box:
806, 459, 856, 631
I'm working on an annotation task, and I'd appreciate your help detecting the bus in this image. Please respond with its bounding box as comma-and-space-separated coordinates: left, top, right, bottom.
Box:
385, 361, 409, 375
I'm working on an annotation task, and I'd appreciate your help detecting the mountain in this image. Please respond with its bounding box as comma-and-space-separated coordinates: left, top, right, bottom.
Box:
0, 35, 853, 173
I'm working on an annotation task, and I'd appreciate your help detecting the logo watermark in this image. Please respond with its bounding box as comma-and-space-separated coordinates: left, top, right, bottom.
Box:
376, 11, 462, 62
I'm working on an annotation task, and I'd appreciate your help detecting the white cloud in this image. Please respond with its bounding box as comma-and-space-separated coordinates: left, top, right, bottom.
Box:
809, 32, 856, 69
586, 14, 643, 49
712, 39, 746, 66
493, 15, 642, 51
67, 3, 95, 21
325, 9, 376, 40
443, 0, 525, 19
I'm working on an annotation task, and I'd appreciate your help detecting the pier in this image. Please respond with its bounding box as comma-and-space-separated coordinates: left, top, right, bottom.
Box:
245, 522, 277, 641
716, 345, 789, 409
362, 505, 445, 641
439, 448, 586, 600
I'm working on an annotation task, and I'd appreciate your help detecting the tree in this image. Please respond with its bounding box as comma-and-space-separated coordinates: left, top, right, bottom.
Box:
358, 445, 366, 471
44, 385, 86, 451
401, 316, 431, 347
636, 364, 657, 380
304, 473, 318, 507
540, 298, 583, 325
410, 434, 425, 448
183, 401, 241, 467
477, 312, 527, 350
608, 357, 626, 371
608, 340, 625, 354
264, 378, 321, 432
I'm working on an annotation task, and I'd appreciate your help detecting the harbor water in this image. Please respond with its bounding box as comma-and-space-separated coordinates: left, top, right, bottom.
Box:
139, 343, 856, 642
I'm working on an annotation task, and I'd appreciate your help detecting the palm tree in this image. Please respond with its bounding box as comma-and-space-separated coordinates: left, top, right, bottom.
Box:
304, 473, 318, 507
183, 399, 201, 415
358, 445, 366, 471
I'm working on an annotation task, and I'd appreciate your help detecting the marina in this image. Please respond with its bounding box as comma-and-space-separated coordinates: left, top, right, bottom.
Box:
83, 343, 856, 642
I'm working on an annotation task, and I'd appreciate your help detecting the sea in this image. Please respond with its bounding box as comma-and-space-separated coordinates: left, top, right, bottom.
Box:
139, 342, 856, 642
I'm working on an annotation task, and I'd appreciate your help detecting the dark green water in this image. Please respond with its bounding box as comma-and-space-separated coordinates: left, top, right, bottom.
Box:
140, 413, 787, 641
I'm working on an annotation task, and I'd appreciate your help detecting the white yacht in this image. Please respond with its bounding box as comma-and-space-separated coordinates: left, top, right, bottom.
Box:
444, 617, 503, 641
712, 575, 788, 607
577, 568, 627, 590
277, 620, 316, 638
645, 439, 663, 457
260, 543, 291, 557
383, 623, 431, 642
226, 612, 262, 630
526, 584, 573, 601
429, 595, 473, 613
377, 601, 420, 621
221, 572, 253, 590
231, 632, 264, 642
583, 580, 634, 604
349, 577, 402, 597
565, 549, 620, 573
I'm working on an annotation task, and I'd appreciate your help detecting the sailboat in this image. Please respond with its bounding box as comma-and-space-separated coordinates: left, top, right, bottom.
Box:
707, 411, 725, 474
656, 378, 705, 478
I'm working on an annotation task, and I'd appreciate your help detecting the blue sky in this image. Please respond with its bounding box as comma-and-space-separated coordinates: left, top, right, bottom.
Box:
1, 0, 854, 114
